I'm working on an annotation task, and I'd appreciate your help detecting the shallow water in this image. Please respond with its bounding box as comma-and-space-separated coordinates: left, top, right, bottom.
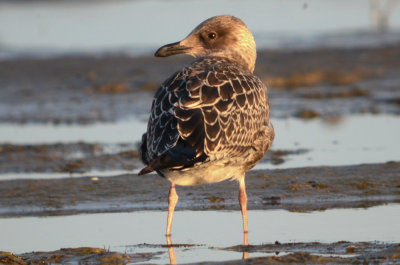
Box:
0, 115, 398, 175
1, 204, 399, 263
256, 114, 400, 169
0, 170, 134, 181
0, 116, 147, 144
1, 0, 400, 58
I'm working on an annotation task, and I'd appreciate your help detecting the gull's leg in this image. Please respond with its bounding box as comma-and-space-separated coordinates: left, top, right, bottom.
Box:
239, 177, 249, 259
239, 177, 248, 245
166, 183, 178, 236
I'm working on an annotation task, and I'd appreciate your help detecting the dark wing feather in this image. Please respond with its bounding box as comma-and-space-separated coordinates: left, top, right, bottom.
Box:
139, 68, 207, 175
139, 57, 270, 175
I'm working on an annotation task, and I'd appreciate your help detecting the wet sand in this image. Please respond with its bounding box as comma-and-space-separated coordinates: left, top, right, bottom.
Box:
0, 143, 307, 174
1, 162, 399, 218
0, 143, 140, 174
1, 44, 400, 264
1, 242, 399, 264
1, 45, 400, 124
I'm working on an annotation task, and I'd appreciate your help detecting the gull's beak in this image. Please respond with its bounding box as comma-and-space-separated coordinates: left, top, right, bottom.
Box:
154, 41, 192, 57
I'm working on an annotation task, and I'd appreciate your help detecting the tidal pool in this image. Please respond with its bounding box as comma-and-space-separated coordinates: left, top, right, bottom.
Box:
1, 204, 399, 264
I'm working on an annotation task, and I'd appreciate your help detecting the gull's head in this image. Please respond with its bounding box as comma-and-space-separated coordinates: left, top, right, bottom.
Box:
155, 15, 257, 73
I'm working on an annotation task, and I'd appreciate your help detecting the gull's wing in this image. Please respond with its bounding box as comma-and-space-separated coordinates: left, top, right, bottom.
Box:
139, 57, 271, 175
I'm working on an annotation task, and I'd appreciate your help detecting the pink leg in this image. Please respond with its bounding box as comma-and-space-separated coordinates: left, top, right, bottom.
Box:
166, 183, 178, 236
239, 177, 248, 246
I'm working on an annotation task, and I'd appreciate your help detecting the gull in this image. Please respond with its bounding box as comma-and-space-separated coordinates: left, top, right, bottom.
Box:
139, 15, 274, 243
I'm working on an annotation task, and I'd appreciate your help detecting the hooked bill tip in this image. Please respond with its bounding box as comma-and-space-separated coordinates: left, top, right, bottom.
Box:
154, 41, 191, 57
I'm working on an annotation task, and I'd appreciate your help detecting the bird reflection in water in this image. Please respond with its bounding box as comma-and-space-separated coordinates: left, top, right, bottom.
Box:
165, 234, 249, 264
166, 235, 177, 265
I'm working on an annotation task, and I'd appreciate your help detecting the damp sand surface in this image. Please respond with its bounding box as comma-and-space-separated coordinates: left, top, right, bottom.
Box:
0, 162, 400, 218
1, 45, 400, 124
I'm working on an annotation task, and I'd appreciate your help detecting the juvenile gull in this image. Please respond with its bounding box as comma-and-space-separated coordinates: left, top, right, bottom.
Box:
139, 15, 274, 241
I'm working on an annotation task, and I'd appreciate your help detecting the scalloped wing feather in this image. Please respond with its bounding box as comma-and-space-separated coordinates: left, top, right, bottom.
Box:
140, 57, 271, 174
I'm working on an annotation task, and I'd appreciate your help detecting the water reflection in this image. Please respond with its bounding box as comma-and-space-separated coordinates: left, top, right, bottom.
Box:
165, 234, 249, 264
166, 236, 177, 265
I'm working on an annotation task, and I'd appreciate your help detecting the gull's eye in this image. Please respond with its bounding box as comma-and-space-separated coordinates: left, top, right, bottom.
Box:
208, 32, 217, 39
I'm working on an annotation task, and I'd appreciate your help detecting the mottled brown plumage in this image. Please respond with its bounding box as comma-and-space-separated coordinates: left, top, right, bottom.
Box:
139, 15, 274, 240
